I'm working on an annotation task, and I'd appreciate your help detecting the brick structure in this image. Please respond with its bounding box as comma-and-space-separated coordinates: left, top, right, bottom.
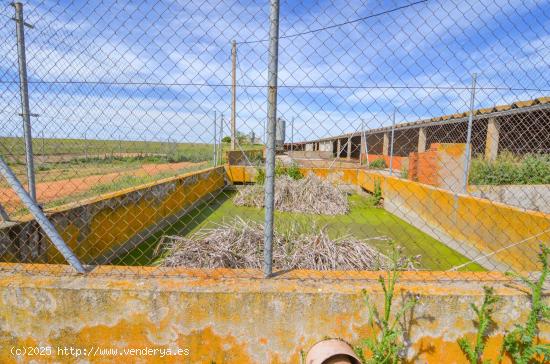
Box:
408, 143, 467, 191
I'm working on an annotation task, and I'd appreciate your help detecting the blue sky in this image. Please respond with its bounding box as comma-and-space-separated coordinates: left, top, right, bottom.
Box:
0, 0, 549, 144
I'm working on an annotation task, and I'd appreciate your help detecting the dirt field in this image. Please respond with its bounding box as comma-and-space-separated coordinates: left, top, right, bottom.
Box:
0, 160, 205, 214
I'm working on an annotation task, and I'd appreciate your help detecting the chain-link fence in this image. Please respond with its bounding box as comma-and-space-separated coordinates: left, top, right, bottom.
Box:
0, 0, 549, 279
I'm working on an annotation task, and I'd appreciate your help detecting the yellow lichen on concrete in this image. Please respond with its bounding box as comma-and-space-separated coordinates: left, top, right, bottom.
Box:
0, 268, 547, 363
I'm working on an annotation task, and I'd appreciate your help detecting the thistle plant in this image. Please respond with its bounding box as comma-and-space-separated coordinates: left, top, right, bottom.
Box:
500, 244, 550, 364
355, 245, 418, 364
457, 286, 499, 364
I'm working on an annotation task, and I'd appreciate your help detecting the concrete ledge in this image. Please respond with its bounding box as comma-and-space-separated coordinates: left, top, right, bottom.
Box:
0, 266, 547, 363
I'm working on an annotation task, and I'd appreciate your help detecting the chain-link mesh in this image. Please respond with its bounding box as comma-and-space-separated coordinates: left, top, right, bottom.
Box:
0, 0, 549, 279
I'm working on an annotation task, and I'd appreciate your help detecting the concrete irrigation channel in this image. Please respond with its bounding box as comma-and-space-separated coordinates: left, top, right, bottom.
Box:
0, 164, 549, 362
2, 164, 547, 270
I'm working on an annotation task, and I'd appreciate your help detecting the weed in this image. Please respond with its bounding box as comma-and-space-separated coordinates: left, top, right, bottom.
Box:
355, 244, 418, 364
400, 167, 408, 179
286, 163, 303, 180
457, 286, 499, 364
369, 158, 387, 170
500, 244, 550, 364
255, 161, 303, 185
371, 179, 383, 206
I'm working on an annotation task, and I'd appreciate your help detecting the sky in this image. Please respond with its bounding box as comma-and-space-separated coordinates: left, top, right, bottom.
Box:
0, 0, 549, 144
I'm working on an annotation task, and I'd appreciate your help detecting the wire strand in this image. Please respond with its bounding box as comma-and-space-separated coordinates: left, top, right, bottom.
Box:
238, 0, 428, 44
447, 228, 550, 271
0, 79, 547, 92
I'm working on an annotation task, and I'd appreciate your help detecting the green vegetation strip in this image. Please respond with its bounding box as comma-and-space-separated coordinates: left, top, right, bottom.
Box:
469, 152, 550, 185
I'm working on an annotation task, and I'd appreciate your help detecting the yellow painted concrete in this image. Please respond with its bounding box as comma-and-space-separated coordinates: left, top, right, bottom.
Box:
0, 267, 547, 363
1, 167, 226, 264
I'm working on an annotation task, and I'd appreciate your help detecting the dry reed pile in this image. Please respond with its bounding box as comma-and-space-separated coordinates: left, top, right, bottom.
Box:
157, 218, 419, 270
234, 174, 349, 215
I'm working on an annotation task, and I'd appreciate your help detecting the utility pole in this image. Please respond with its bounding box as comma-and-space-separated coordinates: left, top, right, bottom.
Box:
264, 0, 280, 278
231, 40, 237, 150
13, 2, 36, 201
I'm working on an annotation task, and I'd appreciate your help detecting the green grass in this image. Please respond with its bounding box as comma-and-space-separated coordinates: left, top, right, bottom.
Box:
469, 152, 550, 185
1, 137, 264, 164
113, 191, 484, 271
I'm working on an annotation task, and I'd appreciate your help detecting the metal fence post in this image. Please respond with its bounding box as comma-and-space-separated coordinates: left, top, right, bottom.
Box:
13, 2, 36, 201
463, 73, 478, 193
231, 40, 237, 150
290, 117, 294, 155
359, 119, 364, 165
264, 0, 280, 277
0, 156, 86, 273
219, 113, 224, 163
389, 110, 396, 176
213, 111, 218, 166
364, 124, 370, 168
0, 204, 10, 222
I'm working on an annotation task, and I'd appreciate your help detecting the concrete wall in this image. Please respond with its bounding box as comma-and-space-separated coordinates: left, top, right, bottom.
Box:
469, 184, 550, 214
288, 150, 334, 159
0, 268, 547, 363
318, 141, 333, 152
356, 170, 550, 271
226, 150, 264, 166
363, 153, 407, 171
0, 164, 549, 363
0, 167, 226, 265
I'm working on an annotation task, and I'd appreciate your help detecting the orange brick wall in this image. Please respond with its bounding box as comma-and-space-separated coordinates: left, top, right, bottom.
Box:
408, 145, 438, 185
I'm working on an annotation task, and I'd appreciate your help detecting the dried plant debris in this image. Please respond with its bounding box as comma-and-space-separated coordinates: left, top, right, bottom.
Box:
156, 218, 420, 271
234, 174, 349, 215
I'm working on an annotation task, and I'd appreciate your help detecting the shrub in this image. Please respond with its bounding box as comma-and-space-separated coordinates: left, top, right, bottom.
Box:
369, 158, 387, 169
469, 152, 550, 185
285, 163, 303, 180
400, 167, 408, 179
372, 179, 383, 206
255, 161, 303, 185
221, 136, 231, 143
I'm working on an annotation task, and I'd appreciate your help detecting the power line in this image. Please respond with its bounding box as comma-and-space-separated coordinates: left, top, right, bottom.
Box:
0, 78, 547, 93
239, 0, 428, 44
